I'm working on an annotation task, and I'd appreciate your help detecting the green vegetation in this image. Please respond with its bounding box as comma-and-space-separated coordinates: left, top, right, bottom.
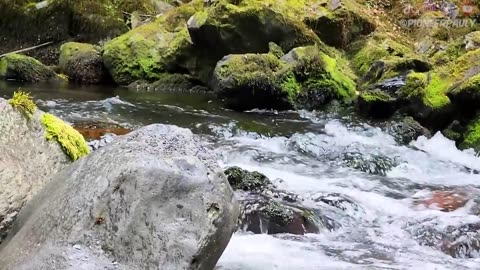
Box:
8, 90, 36, 119
41, 113, 90, 161
461, 118, 480, 152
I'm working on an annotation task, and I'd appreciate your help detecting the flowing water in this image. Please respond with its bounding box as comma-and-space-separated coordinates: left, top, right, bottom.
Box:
3, 81, 480, 269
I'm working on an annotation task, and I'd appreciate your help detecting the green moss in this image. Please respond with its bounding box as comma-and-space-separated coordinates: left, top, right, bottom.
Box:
9, 90, 37, 119
268, 42, 284, 58
401, 72, 450, 109
351, 34, 411, 77
41, 113, 90, 161
320, 52, 356, 101
461, 118, 480, 152
103, 23, 192, 85
360, 91, 393, 102
217, 53, 282, 86
280, 73, 301, 103
423, 73, 451, 108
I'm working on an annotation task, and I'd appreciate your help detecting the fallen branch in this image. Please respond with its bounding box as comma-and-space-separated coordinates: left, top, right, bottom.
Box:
0, 41, 53, 58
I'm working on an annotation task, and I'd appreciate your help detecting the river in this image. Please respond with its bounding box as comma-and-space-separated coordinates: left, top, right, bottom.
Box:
2, 81, 480, 269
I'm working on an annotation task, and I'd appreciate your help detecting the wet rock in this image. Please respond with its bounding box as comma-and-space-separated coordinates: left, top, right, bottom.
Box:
72, 121, 132, 140
58, 42, 110, 84
238, 194, 322, 235
442, 120, 464, 142
0, 97, 72, 244
387, 116, 431, 144
440, 223, 480, 258
313, 193, 363, 213
0, 124, 239, 270
0, 54, 59, 82
224, 167, 272, 192
341, 152, 397, 176
412, 190, 471, 212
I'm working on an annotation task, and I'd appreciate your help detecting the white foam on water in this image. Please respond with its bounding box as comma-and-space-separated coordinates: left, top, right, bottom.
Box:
216, 119, 480, 270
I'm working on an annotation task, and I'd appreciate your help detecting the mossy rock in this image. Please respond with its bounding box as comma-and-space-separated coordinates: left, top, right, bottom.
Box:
41, 113, 90, 161
59, 42, 110, 84
349, 34, 431, 85
460, 117, 480, 153
0, 54, 58, 82
357, 90, 398, 118
304, 0, 375, 48
224, 166, 272, 192
102, 20, 194, 85
212, 45, 357, 111
0, 0, 129, 64
448, 74, 480, 109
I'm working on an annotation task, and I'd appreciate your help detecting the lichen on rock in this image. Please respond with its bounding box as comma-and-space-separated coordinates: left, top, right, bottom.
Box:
41, 113, 90, 161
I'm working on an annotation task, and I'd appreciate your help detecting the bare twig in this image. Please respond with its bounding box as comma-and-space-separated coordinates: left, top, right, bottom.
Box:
0, 41, 54, 58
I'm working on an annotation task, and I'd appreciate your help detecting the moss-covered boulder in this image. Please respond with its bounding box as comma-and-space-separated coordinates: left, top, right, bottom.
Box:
59, 42, 110, 84
212, 46, 357, 111
128, 73, 208, 92
0, 54, 58, 82
102, 22, 193, 85
304, 0, 375, 48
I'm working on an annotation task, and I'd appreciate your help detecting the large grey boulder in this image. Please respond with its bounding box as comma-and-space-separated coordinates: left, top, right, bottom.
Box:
0, 98, 70, 244
0, 124, 238, 270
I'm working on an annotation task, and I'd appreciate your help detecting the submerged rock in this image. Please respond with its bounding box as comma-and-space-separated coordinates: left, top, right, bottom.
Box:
0, 54, 58, 82
59, 42, 110, 84
0, 94, 79, 244
0, 125, 238, 270
72, 121, 132, 140
386, 116, 431, 144
224, 167, 327, 235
